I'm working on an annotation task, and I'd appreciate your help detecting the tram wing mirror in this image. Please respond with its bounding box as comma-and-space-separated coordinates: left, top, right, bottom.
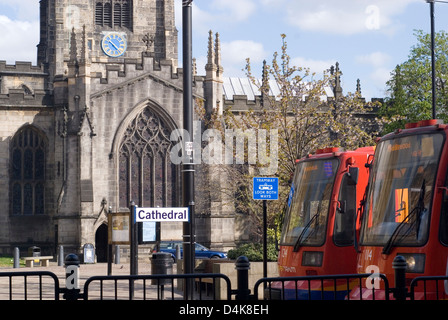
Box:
365, 154, 374, 168
347, 167, 359, 185
439, 187, 448, 202
337, 200, 346, 214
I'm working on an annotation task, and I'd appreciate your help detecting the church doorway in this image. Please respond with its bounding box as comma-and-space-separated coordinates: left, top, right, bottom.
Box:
95, 224, 108, 262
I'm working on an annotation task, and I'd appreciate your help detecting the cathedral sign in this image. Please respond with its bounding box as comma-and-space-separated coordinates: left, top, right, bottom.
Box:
135, 207, 189, 222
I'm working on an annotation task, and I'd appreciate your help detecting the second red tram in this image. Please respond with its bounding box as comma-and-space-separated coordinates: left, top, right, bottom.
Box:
352, 119, 448, 300
276, 146, 373, 299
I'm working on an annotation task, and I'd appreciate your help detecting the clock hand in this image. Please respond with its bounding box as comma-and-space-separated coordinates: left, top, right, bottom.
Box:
109, 40, 120, 50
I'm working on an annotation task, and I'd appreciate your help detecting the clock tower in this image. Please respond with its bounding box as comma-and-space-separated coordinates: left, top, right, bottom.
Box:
35, 0, 195, 256
37, 0, 178, 87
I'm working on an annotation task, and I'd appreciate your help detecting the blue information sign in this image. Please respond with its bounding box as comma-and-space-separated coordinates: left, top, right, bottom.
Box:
253, 177, 279, 200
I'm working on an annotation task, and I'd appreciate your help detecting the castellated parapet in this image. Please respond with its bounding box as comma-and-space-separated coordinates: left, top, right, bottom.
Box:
0, 61, 52, 108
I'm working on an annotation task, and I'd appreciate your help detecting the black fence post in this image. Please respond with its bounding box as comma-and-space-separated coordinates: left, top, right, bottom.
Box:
63, 253, 81, 300
235, 256, 251, 300
392, 255, 408, 300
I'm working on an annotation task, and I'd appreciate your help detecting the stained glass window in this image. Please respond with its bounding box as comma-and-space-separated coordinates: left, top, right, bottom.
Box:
10, 127, 46, 215
118, 107, 178, 209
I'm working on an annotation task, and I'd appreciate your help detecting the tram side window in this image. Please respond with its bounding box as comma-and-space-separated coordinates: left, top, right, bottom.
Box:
440, 176, 448, 246
334, 173, 357, 246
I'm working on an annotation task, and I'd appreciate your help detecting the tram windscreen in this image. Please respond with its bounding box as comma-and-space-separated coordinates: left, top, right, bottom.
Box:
360, 133, 443, 247
281, 158, 338, 247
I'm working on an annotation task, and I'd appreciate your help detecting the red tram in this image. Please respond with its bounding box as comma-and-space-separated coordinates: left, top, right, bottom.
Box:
352, 119, 448, 300
276, 146, 373, 299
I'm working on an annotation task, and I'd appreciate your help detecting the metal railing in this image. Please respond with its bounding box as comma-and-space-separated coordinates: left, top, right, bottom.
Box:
410, 275, 448, 300
1, 254, 448, 301
0, 271, 60, 300
83, 273, 232, 300
253, 273, 390, 300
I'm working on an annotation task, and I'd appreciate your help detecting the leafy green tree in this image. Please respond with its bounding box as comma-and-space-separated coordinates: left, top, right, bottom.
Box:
241, 34, 380, 184
199, 35, 382, 244
227, 243, 278, 261
382, 30, 448, 133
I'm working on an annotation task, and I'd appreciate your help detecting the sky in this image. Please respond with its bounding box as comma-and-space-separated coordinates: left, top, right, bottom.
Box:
0, 0, 447, 100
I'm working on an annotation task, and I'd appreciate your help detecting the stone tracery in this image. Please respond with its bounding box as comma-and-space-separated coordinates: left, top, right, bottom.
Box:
118, 107, 177, 209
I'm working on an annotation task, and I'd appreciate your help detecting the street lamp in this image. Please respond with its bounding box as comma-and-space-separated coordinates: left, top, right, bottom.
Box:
182, 0, 195, 298
426, 0, 448, 119
427, 0, 436, 119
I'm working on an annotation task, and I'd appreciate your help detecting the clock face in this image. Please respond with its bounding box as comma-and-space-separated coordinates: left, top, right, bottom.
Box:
101, 32, 127, 57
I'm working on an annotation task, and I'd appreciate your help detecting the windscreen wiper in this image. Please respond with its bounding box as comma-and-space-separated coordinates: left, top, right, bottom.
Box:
382, 179, 426, 255
293, 199, 322, 252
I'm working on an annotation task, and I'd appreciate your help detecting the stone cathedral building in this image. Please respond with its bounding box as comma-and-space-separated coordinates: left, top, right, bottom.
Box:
0, 0, 237, 260
0, 1, 379, 261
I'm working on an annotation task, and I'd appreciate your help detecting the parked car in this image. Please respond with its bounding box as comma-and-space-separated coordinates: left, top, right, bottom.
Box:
155, 241, 227, 262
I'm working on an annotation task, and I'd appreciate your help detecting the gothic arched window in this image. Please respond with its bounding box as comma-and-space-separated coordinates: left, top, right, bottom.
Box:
118, 107, 178, 209
10, 126, 46, 215
95, 0, 132, 29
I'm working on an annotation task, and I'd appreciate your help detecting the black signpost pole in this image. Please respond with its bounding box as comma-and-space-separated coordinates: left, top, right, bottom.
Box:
429, 0, 437, 119
263, 199, 267, 287
253, 177, 279, 289
107, 206, 113, 276
182, 0, 195, 300
130, 201, 138, 275
129, 201, 137, 299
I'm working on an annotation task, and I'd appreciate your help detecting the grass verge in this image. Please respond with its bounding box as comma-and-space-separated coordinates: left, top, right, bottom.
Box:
0, 256, 25, 267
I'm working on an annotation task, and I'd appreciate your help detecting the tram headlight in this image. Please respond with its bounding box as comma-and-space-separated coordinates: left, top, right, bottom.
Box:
398, 253, 425, 273
302, 251, 323, 267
